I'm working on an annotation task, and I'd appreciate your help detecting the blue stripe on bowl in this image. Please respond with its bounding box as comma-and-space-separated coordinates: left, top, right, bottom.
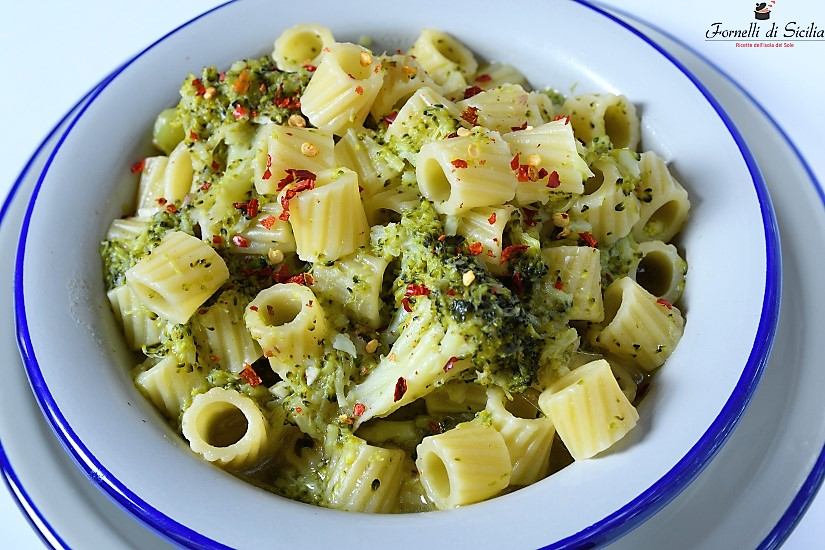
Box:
10, 1, 783, 548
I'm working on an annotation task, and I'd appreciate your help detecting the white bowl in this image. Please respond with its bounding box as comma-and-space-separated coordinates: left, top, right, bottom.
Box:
15, 0, 780, 547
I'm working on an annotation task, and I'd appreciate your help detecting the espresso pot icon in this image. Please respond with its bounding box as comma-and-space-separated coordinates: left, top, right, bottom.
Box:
755, 2, 772, 20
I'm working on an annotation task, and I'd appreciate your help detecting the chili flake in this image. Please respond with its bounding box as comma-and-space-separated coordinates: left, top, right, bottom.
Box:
580, 231, 598, 248
463, 85, 483, 99
189, 130, 199, 141
156, 197, 167, 206
353, 402, 366, 417
657, 298, 674, 309
511, 121, 528, 132
165, 204, 178, 214
500, 244, 528, 263
547, 170, 561, 188
239, 364, 263, 387
192, 78, 206, 96
510, 153, 520, 171
233, 69, 250, 94
232, 103, 248, 120
443, 356, 459, 372
212, 235, 223, 245
522, 208, 538, 227
488, 212, 497, 225
393, 377, 408, 402
475, 73, 492, 83
249, 305, 258, 311
383, 111, 398, 125
460, 106, 479, 125
554, 277, 564, 290
286, 272, 314, 286
405, 283, 431, 297
552, 114, 571, 125
401, 297, 413, 313
451, 158, 468, 169
302, 64, 317, 72
355, 85, 364, 96
537, 167, 548, 180
467, 241, 483, 255
130, 159, 145, 174
232, 235, 250, 248
260, 215, 277, 230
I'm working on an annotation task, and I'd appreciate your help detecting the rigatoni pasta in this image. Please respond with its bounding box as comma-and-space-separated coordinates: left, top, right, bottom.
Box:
101, 25, 691, 514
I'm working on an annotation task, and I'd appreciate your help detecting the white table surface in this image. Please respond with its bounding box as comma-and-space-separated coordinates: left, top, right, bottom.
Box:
1, 1, 823, 548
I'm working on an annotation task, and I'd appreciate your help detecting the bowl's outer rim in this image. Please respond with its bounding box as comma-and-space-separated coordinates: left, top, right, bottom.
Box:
11, 0, 782, 549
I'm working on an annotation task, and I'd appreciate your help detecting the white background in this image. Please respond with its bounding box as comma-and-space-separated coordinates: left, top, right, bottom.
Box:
1, 1, 822, 548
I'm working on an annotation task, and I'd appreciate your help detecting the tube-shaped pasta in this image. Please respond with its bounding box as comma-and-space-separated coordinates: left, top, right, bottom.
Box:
252, 124, 335, 195
456, 84, 534, 134
385, 87, 461, 159
192, 290, 261, 373
630, 240, 687, 304
542, 245, 604, 322
416, 129, 515, 215
504, 120, 593, 205
324, 430, 406, 513
135, 156, 168, 217
125, 231, 229, 325
181, 387, 271, 470
457, 204, 515, 275
590, 277, 685, 371
472, 63, 528, 90
408, 29, 477, 93
287, 168, 370, 262
230, 201, 297, 256
538, 359, 639, 461
107, 285, 163, 350
370, 54, 439, 119
300, 42, 383, 135
486, 388, 555, 486
134, 356, 207, 420
348, 298, 475, 428
415, 421, 510, 509
423, 382, 487, 415
105, 217, 148, 241
310, 250, 389, 328
362, 176, 421, 224
334, 128, 404, 196
633, 151, 690, 242
272, 24, 335, 72
569, 156, 641, 246
136, 142, 193, 217
563, 93, 640, 150
244, 283, 327, 378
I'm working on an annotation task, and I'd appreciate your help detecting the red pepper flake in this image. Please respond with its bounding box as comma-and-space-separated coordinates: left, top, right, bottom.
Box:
239, 364, 263, 387
400, 297, 413, 313
353, 402, 366, 417
232, 103, 248, 120
286, 272, 314, 286
189, 130, 199, 141
510, 153, 520, 171
463, 85, 483, 99
460, 106, 479, 125
451, 158, 468, 169
537, 167, 548, 180
446, 288, 457, 296
475, 73, 492, 83
467, 241, 483, 256
580, 232, 598, 248
446, 131, 459, 139
405, 283, 431, 297
211, 160, 221, 171
200, 182, 212, 191
383, 111, 398, 125
302, 64, 317, 72
553, 114, 571, 125
212, 235, 223, 244
276, 168, 317, 192
657, 298, 673, 309
554, 277, 564, 290
262, 168, 272, 180
156, 197, 167, 206
165, 204, 178, 214
443, 356, 459, 373
522, 208, 538, 227
130, 159, 145, 174
393, 377, 408, 402
488, 212, 497, 225
209, 354, 221, 363
246, 198, 259, 218
265, 154, 272, 168
192, 78, 206, 96
278, 173, 317, 221
354, 85, 364, 95
547, 170, 561, 188
500, 244, 528, 264
511, 121, 528, 132
233, 69, 250, 94
512, 271, 524, 294
218, 71, 226, 82
295, 406, 303, 414
232, 235, 250, 248
249, 305, 258, 311
260, 215, 277, 230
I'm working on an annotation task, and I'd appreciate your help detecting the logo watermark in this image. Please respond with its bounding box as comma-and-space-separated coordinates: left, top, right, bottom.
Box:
705, 1, 824, 47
